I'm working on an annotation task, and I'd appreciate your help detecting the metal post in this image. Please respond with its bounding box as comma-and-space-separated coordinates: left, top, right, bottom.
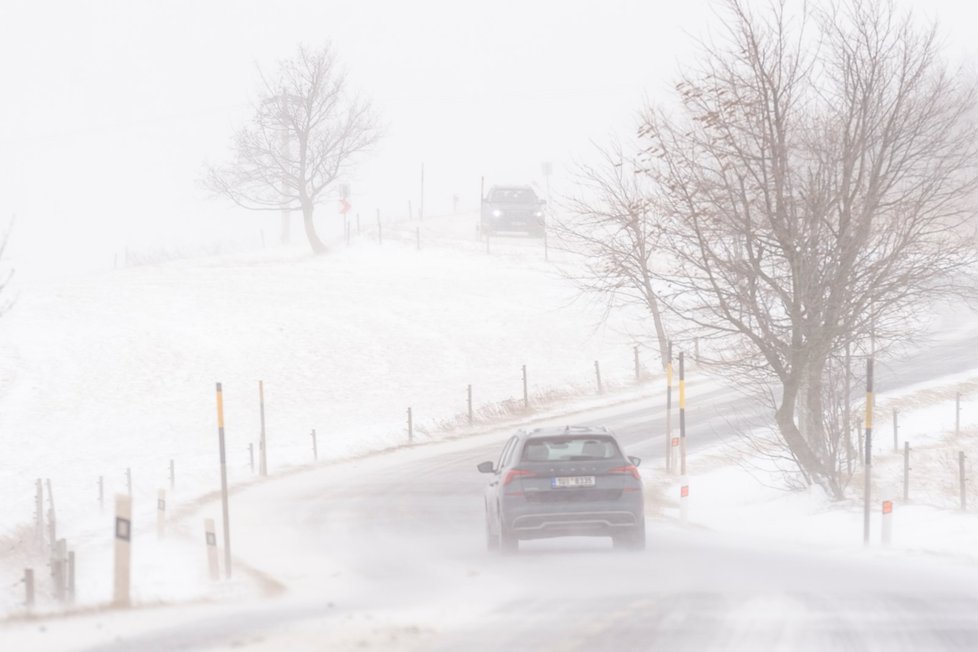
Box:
467, 384, 473, 425
594, 360, 603, 394
248, 443, 255, 473
956, 392, 961, 437
666, 341, 673, 472
522, 364, 529, 410
24, 568, 34, 608
960, 451, 967, 511
126, 467, 132, 497
881, 501, 893, 546
53, 538, 66, 601
35, 479, 44, 547
258, 380, 268, 477
903, 442, 910, 502
679, 352, 687, 475
893, 409, 899, 453
845, 342, 852, 475
633, 345, 640, 381
215, 383, 232, 579
407, 408, 413, 443
311, 429, 318, 461
169, 459, 175, 490
67, 550, 75, 603
863, 358, 874, 544
46, 479, 56, 558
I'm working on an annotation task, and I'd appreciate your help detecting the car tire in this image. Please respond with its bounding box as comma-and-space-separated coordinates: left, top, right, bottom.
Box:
486, 514, 499, 552
613, 522, 646, 551
500, 526, 519, 555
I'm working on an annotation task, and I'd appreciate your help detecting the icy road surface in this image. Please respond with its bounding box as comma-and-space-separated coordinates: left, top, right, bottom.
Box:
5, 380, 978, 652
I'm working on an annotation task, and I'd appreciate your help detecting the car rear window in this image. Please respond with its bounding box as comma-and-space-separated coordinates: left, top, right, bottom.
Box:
521, 436, 622, 462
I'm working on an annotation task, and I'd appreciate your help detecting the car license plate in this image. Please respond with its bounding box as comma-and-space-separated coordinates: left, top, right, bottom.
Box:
552, 476, 596, 488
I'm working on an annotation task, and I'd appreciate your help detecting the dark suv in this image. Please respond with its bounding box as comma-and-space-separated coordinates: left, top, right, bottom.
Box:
480, 185, 546, 236
477, 426, 645, 553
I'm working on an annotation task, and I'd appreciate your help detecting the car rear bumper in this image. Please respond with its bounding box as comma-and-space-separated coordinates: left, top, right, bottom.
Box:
502, 495, 644, 540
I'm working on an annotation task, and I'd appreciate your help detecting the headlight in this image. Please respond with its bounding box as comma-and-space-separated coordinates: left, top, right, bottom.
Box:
491, 209, 503, 218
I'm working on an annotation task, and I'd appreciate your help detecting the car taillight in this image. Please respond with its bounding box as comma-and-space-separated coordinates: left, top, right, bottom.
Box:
609, 465, 641, 481
502, 469, 536, 486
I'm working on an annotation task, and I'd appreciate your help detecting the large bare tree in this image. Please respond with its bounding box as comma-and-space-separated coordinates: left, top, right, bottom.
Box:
206, 44, 380, 254
637, 0, 978, 496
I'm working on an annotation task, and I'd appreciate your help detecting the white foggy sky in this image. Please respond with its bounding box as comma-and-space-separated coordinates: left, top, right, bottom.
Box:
0, 0, 975, 281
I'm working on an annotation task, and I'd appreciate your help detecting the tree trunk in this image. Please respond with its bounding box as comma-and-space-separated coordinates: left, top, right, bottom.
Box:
776, 373, 845, 499
302, 204, 327, 255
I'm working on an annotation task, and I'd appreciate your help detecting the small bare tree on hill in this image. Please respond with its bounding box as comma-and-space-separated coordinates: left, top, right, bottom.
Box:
206, 44, 380, 255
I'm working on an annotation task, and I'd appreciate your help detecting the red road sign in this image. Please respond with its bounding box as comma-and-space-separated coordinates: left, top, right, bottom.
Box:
680, 485, 689, 498
882, 500, 893, 514
339, 198, 351, 215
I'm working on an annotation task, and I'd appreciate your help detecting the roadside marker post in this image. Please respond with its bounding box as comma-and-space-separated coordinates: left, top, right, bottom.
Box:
24, 568, 34, 608
903, 442, 911, 502
679, 352, 687, 476
594, 360, 603, 394
215, 383, 232, 579
665, 341, 673, 472
258, 380, 268, 477
863, 358, 874, 545
113, 494, 132, 607
204, 518, 219, 581
522, 364, 529, 410
407, 409, 414, 444
467, 384, 473, 425
881, 500, 893, 546
633, 345, 640, 381
311, 429, 319, 461
680, 479, 689, 524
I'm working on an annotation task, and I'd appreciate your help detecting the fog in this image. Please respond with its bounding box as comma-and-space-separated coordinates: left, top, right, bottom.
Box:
3, 1, 978, 650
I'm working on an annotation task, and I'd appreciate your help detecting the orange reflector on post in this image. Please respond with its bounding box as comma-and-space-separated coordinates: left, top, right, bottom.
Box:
680, 484, 689, 498
882, 500, 893, 514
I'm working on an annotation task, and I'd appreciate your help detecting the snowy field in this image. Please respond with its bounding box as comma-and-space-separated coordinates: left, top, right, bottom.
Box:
1, 213, 977, 627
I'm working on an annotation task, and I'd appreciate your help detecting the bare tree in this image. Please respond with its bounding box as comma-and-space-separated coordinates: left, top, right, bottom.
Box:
554, 143, 671, 369
637, 0, 978, 497
206, 44, 380, 255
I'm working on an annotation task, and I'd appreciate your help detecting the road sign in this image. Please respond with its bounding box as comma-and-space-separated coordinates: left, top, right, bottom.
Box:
339, 198, 351, 215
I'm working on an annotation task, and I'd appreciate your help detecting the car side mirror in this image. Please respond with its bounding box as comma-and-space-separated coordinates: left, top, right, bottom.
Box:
477, 461, 495, 474
629, 456, 641, 467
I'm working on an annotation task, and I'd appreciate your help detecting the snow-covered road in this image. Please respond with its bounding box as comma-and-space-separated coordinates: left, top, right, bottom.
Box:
6, 368, 978, 651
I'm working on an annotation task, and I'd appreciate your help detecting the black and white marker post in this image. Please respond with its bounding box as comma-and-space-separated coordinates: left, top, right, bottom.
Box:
113, 494, 132, 606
